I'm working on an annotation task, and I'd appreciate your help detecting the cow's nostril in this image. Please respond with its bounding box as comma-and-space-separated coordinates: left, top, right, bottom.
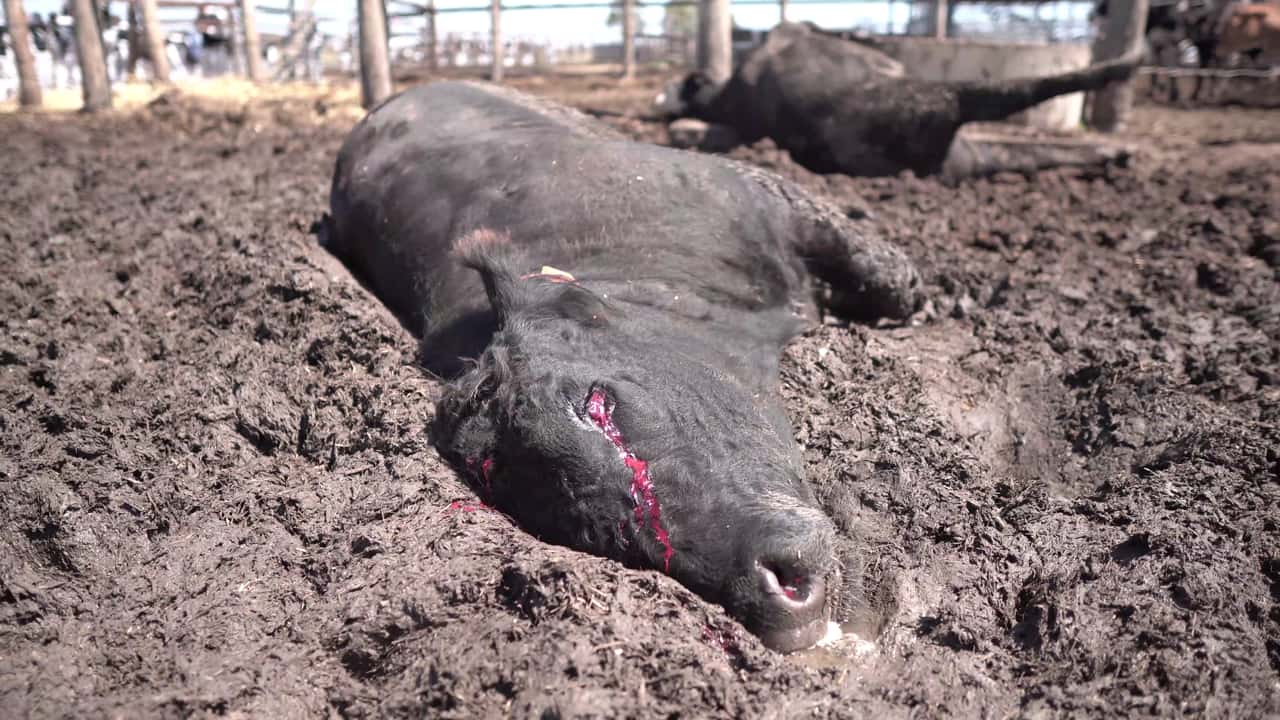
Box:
781, 577, 806, 602
756, 560, 822, 608
750, 557, 830, 653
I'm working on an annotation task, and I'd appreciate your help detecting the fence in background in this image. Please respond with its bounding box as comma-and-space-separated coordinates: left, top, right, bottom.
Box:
0, 0, 1103, 104
364, 0, 1099, 77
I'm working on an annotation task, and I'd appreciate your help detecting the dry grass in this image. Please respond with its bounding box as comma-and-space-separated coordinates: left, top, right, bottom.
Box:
0, 65, 675, 130
1, 76, 364, 117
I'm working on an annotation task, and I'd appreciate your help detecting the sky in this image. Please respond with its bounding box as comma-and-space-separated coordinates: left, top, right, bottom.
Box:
14, 0, 1094, 49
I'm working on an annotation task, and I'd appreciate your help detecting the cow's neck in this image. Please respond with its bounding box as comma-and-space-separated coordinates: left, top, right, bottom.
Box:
526, 272, 811, 396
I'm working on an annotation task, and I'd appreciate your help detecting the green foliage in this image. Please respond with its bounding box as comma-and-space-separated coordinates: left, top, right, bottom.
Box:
606, 1, 644, 33
604, 0, 693, 36
663, 1, 697, 36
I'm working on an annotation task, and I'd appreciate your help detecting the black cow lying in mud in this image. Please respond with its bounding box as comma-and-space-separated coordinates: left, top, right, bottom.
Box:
657, 21, 1145, 177
321, 81, 922, 653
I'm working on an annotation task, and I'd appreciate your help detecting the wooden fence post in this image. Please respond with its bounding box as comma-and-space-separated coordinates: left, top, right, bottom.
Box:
70, 0, 112, 111
136, 0, 170, 82
622, 0, 635, 79
698, 0, 730, 84
1089, 0, 1148, 131
426, 0, 438, 70
3, 0, 42, 107
239, 0, 264, 81
359, 0, 392, 107
490, 0, 503, 81
933, 0, 948, 38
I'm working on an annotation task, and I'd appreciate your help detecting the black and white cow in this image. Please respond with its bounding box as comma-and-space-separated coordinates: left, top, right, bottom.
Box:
321, 81, 922, 652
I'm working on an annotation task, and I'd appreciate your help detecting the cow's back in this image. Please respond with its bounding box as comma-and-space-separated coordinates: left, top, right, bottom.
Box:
326, 81, 816, 366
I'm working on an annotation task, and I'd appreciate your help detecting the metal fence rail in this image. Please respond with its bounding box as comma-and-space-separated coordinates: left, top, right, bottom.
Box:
1139, 65, 1280, 79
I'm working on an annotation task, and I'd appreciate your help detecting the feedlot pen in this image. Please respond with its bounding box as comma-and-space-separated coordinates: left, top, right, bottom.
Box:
0, 78, 1277, 717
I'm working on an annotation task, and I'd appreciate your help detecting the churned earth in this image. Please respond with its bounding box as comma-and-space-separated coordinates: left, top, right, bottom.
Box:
1, 74, 1277, 718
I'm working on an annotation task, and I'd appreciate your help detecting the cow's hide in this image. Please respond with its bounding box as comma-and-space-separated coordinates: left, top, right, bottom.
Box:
322, 80, 924, 653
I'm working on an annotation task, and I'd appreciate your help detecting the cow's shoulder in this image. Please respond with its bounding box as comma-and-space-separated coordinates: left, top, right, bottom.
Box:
711, 153, 854, 234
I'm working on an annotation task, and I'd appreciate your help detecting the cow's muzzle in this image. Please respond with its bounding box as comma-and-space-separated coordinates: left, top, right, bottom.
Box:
751, 553, 831, 653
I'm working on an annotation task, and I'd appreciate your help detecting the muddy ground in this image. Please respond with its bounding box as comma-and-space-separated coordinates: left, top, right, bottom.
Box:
1, 75, 1277, 719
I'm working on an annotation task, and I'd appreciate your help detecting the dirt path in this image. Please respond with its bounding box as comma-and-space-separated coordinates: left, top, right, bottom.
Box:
1, 87, 1277, 719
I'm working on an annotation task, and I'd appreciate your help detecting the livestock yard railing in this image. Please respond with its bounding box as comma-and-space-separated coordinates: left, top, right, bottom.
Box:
381, 0, 1099, 55
0, 0, 1099, 101
7, 0, 1269, 111
1138, 65, 1280, 79
1136, 64, 1280, 108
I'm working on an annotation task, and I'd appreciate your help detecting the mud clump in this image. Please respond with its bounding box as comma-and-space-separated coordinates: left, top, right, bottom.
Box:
1, 90, 1278, 719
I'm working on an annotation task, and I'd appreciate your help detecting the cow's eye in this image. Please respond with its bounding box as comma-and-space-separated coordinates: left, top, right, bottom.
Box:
584, 384, 611, 422
584, 385, 626, 446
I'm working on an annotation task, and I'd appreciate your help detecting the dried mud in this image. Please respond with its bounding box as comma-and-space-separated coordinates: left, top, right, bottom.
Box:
1, 84, 1278, 719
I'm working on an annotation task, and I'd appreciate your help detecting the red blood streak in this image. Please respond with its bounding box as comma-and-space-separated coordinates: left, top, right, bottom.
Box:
465, 456, 496, 498
586, 389, 675, 573
480, 457, 494, 496
447, 501, 493, 513
701, 625, 742, 655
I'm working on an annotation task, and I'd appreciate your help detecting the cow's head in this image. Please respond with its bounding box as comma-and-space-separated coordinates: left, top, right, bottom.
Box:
653, 71, 721, 118
431, 229, 840, 653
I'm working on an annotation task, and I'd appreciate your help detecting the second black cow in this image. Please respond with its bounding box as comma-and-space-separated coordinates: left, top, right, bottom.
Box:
659, 22, 1145, 177
322, 81, 923, 653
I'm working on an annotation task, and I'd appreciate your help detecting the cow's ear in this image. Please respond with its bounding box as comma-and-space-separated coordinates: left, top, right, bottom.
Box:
453, 228, 528, 325
548, 284, 609, 328
454, 228, 608, 329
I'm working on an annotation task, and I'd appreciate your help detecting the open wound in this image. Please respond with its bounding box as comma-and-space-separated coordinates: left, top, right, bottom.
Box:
465, 456, 496, 498
585, 388, 675, 572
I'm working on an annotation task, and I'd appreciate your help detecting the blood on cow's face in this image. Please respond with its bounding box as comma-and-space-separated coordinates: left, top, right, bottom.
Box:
430, 230, 841, 653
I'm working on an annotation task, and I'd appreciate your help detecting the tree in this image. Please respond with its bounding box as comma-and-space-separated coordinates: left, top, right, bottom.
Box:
3, 0, 42, 107
273, 0, 317, 80
606, 0, 643, 34
358, 0, 392, 107
663, 1, 696, 37
69, 0, 111, 111
608, 0, 641, 78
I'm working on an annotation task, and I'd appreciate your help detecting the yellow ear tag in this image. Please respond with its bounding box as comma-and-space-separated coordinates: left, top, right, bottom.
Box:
538, 266, 575, 282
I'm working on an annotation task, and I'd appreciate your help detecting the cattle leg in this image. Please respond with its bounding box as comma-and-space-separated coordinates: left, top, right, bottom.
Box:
795, 225, 923, 322
721, 160, 924, 321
